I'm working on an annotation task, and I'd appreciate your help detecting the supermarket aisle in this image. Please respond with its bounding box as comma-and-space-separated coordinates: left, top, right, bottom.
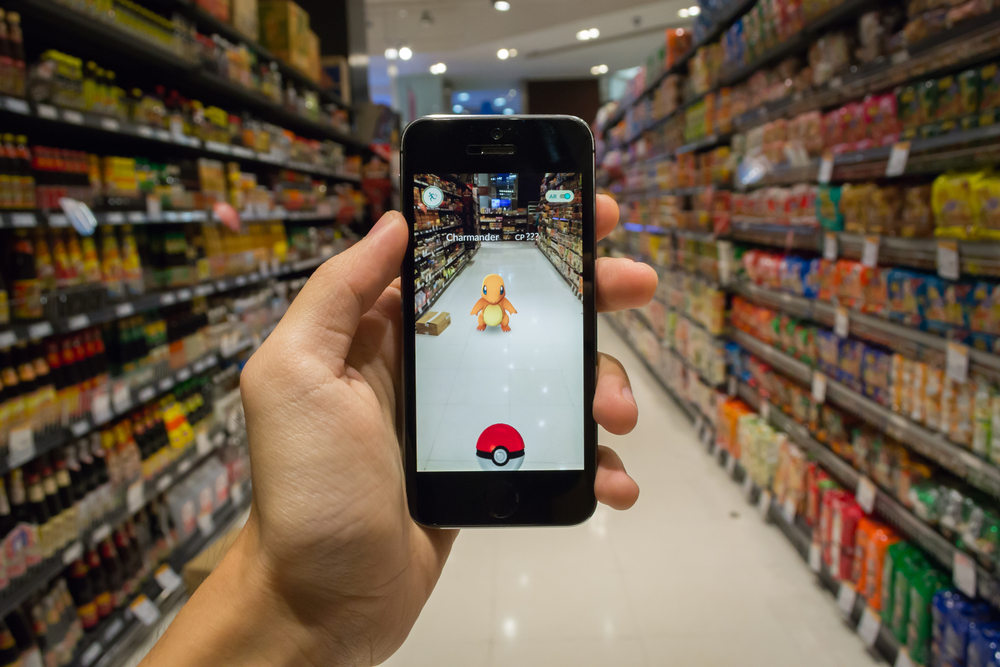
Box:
417, 241, 584, 472
386, 316, 880, 667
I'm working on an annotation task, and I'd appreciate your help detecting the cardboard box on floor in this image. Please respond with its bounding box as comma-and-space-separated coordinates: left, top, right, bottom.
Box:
182, 517, 245, 597
416, 311, 450, 335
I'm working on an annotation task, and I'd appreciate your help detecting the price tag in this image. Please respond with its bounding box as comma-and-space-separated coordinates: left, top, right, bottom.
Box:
937, 241, 960, 280
809, 372, 827, 403
27, 321, 52, 339
809, 542, 822, 573
886, 141, 911, 177
954, 551, 977, 597
62, 541, 83, 565
126, 481, 144, 514
36, 104, 57, 119
822, 232, 838, 261
3, 97, 28, 114
178, 459, 192, 474
177, 368, 191, 382
197, 512, 215, 536
856, 476, 877, 514
857, 606, 881, 647
947, 342, 969, 384
128, 211, 145, 223
155, 129, 171, 142
146, 196, 162, 219
727, 376, 737, 397
63, 110, 84, 125
91, 389, 112, 424
128, 595, 161, 626
103, 617, 124, 643
758, 490, 772, 519
760, 401, 770, 421
861, 236, 880, 268
158, 377, 174, 391
137, 125, 154, 138
742, 473, 754, 498
105, 212, 125, 225
137, 385, 155, 403
8, 428, 34, 468
837, 583, 857, 617
725, 452, 737, 475
835, 307, 850, 338
116, 302, 135, 317
112, 381, 131, 413
177, 288, 192, 301
156, 474, 173, 492
160, 292, 177, 306
91, 524, 111, 543
194, 284, 214, 297
782, 497, 796, 524
196, 430, 212, 456
829, 76, 843, 89
231, 482, 245, 507
80, 641, 102, 667
100, 118, 120, 132
154, 565, 183, 594
70, 420, 89, 437
0, 330, 14, 347
818, 151, 834, 184
235, 275, 248, 286
216, 280, 228, 292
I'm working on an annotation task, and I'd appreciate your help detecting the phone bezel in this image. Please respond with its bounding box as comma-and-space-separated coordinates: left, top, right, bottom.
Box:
400, 115, 598, 527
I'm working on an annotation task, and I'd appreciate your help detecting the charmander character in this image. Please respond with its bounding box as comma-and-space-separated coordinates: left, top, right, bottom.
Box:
470, 274, 517, 332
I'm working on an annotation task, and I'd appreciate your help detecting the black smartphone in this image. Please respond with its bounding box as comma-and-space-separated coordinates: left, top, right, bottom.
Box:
400, 115, 597, 527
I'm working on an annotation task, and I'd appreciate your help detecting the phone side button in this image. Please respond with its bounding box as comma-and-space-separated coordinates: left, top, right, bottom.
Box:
484, 482, 519, 519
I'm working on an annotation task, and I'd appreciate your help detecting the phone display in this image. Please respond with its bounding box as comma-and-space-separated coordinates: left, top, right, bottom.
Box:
414, 172, 584, 472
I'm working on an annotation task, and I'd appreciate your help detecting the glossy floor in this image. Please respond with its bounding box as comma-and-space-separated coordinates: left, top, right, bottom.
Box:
416, 241, 584, 471
384, 317, 882, 667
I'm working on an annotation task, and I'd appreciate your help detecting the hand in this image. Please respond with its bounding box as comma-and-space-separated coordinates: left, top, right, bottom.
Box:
141, 195, 657, 667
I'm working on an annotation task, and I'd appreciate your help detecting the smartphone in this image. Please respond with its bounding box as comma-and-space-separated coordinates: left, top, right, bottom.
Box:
401, 115, 597, 527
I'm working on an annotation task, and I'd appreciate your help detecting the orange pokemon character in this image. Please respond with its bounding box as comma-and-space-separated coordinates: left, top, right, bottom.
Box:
471, 274, 517, 332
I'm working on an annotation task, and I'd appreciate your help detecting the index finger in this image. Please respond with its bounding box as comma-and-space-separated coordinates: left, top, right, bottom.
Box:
597, 194, 619, 242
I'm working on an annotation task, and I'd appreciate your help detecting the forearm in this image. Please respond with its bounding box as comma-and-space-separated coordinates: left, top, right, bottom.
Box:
140, 517, 334, 667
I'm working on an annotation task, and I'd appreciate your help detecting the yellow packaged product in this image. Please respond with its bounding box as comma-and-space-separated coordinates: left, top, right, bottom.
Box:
924, 365, 944, 431
910, 361, 927, 424
973, 172, 1000, 240
932, 172, 979, 238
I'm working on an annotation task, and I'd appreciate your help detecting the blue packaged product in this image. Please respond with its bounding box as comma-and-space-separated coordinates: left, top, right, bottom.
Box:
888, 269, 925, 327
970, 282, 1000, 335
920, 276, 949, 329
838, 339, 865, 393
935, 590, 962, 666
780, 257, 808, 296
862, 348, 892, 407
803, 259, 821, 299
815, 329, 839, 378
725, 342, 744, 379
969, 625, 1000, 667
943, 600, 997, 667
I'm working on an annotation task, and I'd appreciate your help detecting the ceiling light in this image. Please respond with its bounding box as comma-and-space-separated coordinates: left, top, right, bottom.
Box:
688, 5, 701, 15
494, 0, 510, 10
458, 92, 469, 101
430, 62, 447, 74
385, 48, 398, 60
508, 48, 518, 57
576, 29, 592, 40
678, 8, 689, 17
497, 48, 510, 60
398, 46, 412, 60
588, 28, 600, 38
453, 104, 463, 113
494, 97, 506, 106
387, 64, 398, 76
503, 108, 514, 115
591, 64, 608, 75
509, 88, 517, 96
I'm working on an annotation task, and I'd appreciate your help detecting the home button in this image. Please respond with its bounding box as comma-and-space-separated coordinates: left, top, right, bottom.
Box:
484, 482, 519, 519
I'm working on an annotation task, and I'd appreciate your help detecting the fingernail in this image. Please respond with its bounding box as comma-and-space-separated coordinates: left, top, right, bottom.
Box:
367, 211, 402, 238
622, 385, 636, 407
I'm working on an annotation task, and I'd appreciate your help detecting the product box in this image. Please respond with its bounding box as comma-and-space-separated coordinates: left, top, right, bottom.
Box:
416, 311, 450, 335
232, 0, 259, 41
196, 0, 229, 22
322, 56, 350, 104
258, 0, 310, 66
304, 29, 321, 83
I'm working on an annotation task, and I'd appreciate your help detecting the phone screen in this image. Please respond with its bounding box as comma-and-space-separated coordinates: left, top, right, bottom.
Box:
414, 172, 584, 473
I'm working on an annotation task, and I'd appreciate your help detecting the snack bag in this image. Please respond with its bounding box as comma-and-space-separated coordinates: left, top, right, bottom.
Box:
839, 339, 865, 392
862, 266, 889, 316
974, 172, 1000, 240
925, 365, 945, 431
919, 79, 939, 126
933, 172, 977, 238
888, 269, 924, 326
881, 542, 915, 625
910, 361, 928, 424
901, 185, 934, 238
817, 185, 843, 230
908, 570, 951, 666
938, 75, 964, 121
863, 347, 892, 407
973, 380, 994, 459
896, 84, 921, 131
960, 68, 982, 119
920, 276, 949, 325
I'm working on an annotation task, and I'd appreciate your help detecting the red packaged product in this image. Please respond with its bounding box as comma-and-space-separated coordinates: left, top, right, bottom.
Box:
862, 267, 889, 315
831, 497, 864, 582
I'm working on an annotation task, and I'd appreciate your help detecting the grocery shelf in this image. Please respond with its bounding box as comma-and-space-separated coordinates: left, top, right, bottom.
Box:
68, 478, 252, 667
736, 379, 1000, 609
0, 204, 344, 230
734, 281, 1000, 383
416, 252, 473, 318
731, 329, 1000, 500
9, 0, 366, 149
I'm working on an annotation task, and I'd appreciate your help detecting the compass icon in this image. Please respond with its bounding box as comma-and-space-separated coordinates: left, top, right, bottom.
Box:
421, 186, 445, 209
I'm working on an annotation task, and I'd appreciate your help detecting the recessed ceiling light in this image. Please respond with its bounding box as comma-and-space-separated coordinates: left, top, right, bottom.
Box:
398, 46, 412, 60
509, 88, 517, 96
688, 5, 700, 15
678, 8, 689, 17
497, 48, 510, 60
494, 97, 506, 106
384, 48, 398, 60
458, 92, 470, 101
508, 48, 518, 57
503, 108, 514, 115
453, 104, 463, 113
590, 64, 608, 75
588, 28, 599, 38
576, 29, 592, 40
430, 62, 447, 74
494, 0, 510, 10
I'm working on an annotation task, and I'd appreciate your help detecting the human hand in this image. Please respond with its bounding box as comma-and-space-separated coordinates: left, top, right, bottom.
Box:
142, 195, 657, 667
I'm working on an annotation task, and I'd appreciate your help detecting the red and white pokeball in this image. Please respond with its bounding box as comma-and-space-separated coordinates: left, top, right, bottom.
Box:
476, 423, 524, 470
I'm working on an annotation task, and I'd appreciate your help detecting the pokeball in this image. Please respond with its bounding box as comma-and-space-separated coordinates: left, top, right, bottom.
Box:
476, 423, 524, 470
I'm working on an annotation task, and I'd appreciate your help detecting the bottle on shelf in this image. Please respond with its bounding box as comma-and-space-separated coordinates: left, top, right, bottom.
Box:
67, 558, 97, 631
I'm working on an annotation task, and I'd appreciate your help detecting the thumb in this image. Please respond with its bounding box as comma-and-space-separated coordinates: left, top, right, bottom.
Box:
278, 211, 408, 370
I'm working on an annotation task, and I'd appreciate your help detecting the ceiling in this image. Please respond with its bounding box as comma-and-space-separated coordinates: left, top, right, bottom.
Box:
364, 0, 694, 83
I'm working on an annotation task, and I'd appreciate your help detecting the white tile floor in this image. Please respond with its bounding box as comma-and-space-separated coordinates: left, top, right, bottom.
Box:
416, 242, 584, 471
384, 317, 883, 667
